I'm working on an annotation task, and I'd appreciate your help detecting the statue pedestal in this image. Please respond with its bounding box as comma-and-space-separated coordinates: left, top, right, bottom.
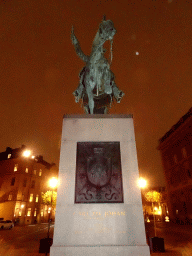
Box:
50, 114, 150, 256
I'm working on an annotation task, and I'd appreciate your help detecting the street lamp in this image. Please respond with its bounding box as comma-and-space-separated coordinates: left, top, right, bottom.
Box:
47, 177, 58, 238
22, 150, 31, 157
138, 177, 148, 220
138, 177, 147, 189
49, 177, 58, 189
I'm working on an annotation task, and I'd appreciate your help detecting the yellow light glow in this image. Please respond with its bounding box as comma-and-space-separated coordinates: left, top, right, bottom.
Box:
154, 207, 158, 211
48, 177, 58, 189
165, 216, 170, 222
138, 178, 147, 189
23, 150, 31, 157
21, 204, 24, 208
157, 210, 162, 215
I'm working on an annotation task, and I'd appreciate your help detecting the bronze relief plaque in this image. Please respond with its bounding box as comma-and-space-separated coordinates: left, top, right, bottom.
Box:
75, 142, 123, 203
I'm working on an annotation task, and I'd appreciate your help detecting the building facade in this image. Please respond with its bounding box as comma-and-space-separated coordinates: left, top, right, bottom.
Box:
158, 108, 192, 223
0, 145, 57, 225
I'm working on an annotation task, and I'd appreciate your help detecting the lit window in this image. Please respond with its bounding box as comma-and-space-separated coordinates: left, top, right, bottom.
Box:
34, 170, 36, 175
39, 169, 42, 176
34, 208, 37, 217
8, 194, 12, 200
29, 194, 33, 202
41, 210, 44, 217
11, 177, 15, 186
19, 210, 22, 216
7, 154, 11, 159
25, 167, 28, 173
36, 195, 39, 202
14, 164, 18, 172
27, 208, 31, 216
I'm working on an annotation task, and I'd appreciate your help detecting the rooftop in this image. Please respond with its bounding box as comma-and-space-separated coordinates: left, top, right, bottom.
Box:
0, 145, 52, 169
159, 107, 192, 144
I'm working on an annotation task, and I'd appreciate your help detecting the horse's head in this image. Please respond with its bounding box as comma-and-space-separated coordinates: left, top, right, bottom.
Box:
99, 19, 116, 42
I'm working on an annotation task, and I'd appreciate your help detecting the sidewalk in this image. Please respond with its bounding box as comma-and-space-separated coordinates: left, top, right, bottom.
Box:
148, 222, 192, 256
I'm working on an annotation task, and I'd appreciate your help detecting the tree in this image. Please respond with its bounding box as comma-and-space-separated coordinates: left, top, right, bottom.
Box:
41, 191, 57, 207
144, 190, 162, 204
144, 190, 162, 237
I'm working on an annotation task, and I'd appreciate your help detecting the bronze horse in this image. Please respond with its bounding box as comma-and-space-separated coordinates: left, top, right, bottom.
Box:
71, 18, 124, 114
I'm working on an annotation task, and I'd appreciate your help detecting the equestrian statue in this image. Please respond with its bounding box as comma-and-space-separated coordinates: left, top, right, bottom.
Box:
71, 17, 124, 114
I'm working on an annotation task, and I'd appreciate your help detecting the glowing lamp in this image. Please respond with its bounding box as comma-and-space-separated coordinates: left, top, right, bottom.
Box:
138, 178, 147, 189
23, 150, 31, 157
48, 177, 58, 189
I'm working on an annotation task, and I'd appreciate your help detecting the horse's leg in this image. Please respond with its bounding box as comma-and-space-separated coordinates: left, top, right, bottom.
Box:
86, 87, 94, 114
84, 105, 89, 114
104, 107, 108, 114
88, 93, 94, 114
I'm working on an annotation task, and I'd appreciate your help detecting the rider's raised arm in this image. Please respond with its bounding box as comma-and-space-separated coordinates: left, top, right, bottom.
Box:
71, 26, 89, 63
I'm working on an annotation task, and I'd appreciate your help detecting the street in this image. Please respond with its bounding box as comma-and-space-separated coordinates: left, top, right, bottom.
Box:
148, 222, 192, 256
0, 223, 54, 256
0, 222, 192, 255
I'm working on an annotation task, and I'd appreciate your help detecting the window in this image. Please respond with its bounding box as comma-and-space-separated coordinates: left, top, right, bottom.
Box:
25, 167, 28, 173
19, 210, 22, 216
34, 170, 36, 175
11, 177, 15, 186
8, 194, 12, 200
36, 195, 39, 203
39, 169, 42, 176
181, 147, 187, 158
31, 180, 35, 188
23, 179, 27, 187
14, 164, 18, 172
41, 210, 44, 217
34, 208, 37, 217
29, 194, 33, 202
27, 208, 31, 216
7, 154, 11, 159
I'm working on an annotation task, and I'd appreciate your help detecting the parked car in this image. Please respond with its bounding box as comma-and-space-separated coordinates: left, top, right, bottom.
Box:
0, 220, 14, 229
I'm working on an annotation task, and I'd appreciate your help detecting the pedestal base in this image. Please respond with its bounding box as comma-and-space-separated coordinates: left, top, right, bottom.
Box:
51, 115, 150, 256
50, 245, 150, 256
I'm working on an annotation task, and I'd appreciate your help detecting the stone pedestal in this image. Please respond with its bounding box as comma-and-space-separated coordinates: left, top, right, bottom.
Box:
50, 114, 150, 256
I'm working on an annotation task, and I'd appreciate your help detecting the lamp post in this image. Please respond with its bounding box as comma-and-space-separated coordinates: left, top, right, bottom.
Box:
47, 177, 58, 238
138, 177, 147, 219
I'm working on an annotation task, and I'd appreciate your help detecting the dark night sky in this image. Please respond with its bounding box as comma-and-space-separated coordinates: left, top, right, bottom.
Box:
0, 0, 192, 187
